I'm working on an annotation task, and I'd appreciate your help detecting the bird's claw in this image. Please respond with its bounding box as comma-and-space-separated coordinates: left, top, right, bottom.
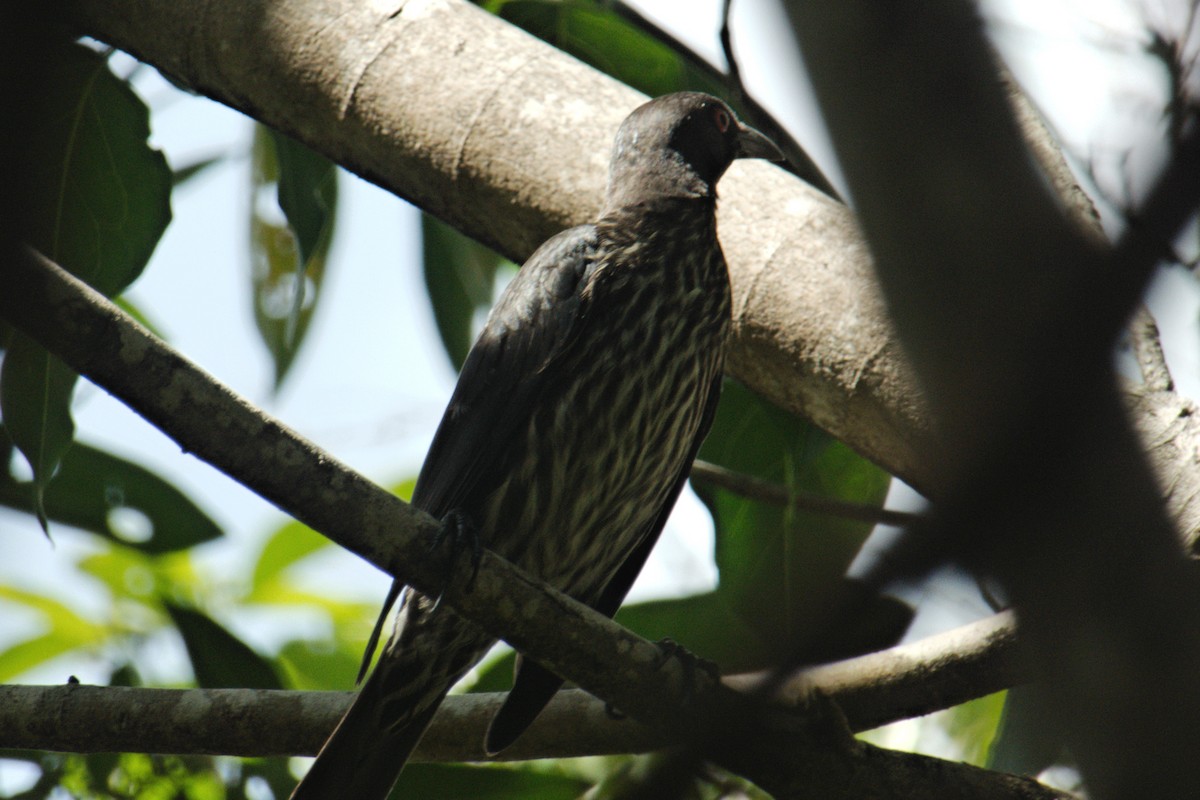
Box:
654, 638, 720, 702
428, 509, 482, 611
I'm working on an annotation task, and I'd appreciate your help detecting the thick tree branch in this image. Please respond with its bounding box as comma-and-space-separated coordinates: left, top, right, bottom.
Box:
1, 249, 1061, 798
61, 0, 1196, 514
0, 613, 1022, 759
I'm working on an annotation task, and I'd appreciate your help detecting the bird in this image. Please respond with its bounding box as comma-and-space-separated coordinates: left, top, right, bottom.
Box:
289, 92, 782, 800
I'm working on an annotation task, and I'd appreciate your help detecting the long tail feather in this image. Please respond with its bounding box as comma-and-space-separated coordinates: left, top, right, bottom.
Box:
289, 667, 445, 800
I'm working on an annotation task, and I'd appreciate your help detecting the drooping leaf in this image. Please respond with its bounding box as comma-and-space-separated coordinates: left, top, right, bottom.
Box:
422, 213, 510, 369
0, 438, 223, 554
250, 125, 338, 389
164, 601, 283, 690
5, 42, 171, 531
0, 338, 77, 532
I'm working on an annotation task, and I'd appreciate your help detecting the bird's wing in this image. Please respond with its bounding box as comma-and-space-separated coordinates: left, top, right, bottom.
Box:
412, 223, 599, 516
484, 377, 724, 754
357, 225, 599, 682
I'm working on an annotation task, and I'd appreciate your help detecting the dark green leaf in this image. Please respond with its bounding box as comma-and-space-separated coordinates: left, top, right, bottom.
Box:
0, 437, 223, 553
487, 1, 725, 99
0, 335, 79, 533
8, 42, 171, 528
164, 602, 283, 690
422, 213, 509, 369
250, 126, 338, 389
26, 43, 171, 295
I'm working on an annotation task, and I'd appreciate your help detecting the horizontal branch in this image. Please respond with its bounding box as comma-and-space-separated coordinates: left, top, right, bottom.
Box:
0, 613, 1022, 759
1, 248, 1062, 798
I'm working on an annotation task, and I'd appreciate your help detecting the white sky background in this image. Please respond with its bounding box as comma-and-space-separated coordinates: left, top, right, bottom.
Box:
1, 0, 1197, 726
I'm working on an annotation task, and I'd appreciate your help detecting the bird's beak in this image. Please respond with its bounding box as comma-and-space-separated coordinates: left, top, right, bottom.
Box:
735, 122, 784, 162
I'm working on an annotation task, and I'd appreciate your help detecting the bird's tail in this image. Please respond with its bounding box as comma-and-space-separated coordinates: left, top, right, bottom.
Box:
288, 662, 446, 800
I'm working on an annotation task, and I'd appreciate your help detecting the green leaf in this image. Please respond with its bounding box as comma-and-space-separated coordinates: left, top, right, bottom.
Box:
249, 519, 334, 596
276, 638, 361, 691
0, 587, 105, 681
422, 213, 509, 369
943, 690, 1008, 767
163, 601, 283, 689
486, 1, 725, 99
7, 42, 171, 531
0, 437, 223, 553
250, 126, 338, 389
26, 43, 172, 294
0, 335, 78, 533
690, 379, 899, 667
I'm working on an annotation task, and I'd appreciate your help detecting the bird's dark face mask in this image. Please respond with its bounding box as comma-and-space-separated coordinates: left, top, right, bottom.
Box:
669, 101, 780, 188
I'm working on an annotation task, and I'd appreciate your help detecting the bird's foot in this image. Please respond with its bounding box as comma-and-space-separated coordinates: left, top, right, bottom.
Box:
654, 638, 720, 703
428, 509, 482, 610
602, 641, 718, 718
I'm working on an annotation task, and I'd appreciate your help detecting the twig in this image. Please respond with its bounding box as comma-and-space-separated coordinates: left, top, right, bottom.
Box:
690, 459, 920, 527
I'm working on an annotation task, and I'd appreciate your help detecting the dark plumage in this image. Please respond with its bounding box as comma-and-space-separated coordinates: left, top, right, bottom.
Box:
289, 92, 781, 800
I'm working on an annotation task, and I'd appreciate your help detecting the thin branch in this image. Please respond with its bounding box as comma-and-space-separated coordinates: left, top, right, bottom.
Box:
690, 460, 920, 527
1128, 306, 1174, 392
0, 613, 1023, 758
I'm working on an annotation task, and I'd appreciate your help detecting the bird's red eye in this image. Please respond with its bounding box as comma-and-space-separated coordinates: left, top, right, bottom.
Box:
713, 107, 731, 133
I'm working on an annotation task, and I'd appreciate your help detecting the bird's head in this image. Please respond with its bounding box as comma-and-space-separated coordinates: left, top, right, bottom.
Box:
604, 92, 783, 210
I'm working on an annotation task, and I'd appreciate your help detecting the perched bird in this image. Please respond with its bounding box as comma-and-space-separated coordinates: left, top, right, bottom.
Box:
290, 92, 781, 800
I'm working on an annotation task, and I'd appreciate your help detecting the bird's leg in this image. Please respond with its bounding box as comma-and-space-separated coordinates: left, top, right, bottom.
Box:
428, 509, 482, 610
